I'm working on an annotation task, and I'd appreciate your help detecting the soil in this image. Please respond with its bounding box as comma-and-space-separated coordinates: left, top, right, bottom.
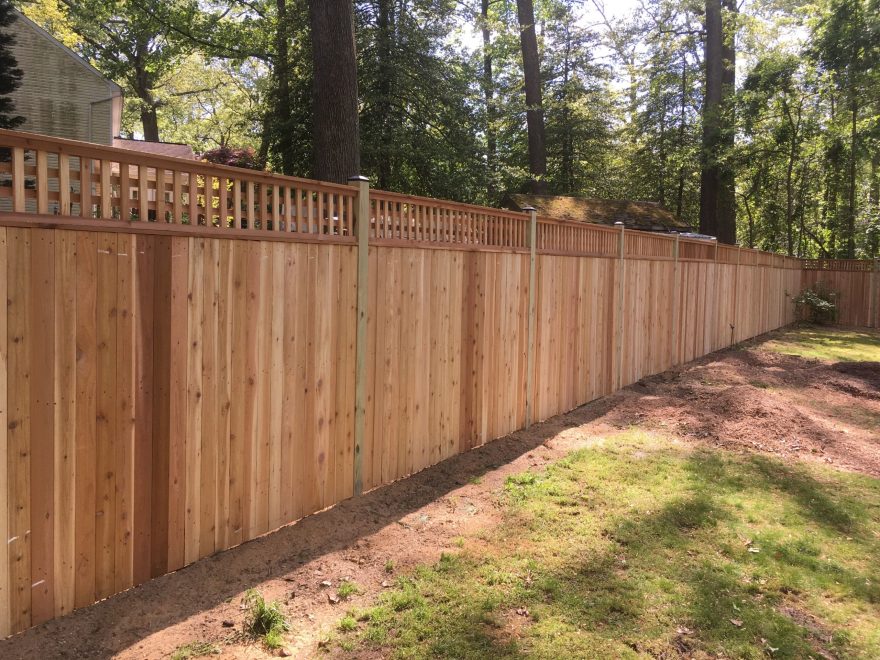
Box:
1, 329, 877, 659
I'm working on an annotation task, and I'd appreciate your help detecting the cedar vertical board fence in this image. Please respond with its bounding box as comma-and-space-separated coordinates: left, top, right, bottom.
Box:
0, 129, 874, 636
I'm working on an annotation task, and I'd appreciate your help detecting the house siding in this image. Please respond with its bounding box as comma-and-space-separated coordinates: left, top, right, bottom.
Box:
7, 13, 121, 145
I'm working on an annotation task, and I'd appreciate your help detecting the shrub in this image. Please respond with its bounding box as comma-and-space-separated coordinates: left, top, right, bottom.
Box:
793, 282, 838, 325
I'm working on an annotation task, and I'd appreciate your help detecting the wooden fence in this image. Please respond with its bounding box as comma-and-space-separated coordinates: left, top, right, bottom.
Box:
802, 259, 879, 327
0, 129, 871, 637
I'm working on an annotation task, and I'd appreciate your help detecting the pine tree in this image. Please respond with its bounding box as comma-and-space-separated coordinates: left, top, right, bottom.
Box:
0, 0, 24, 129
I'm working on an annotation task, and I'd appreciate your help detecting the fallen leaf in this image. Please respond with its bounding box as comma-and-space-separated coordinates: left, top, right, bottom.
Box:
320, 580, 332, 588
730, 619, 743, 627
676, 626, 694, 635
328, 594, 340, 604
748, 547, 760, 553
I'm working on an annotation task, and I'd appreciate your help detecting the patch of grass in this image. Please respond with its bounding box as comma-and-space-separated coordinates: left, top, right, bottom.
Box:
338, 431, 880, 659
470, 475, 484, 485
337, 580, 361, 600
242, 589, 290, 649
764, 327, 880, 363
338, 615, 358, 632
170, 641, 220, 660
384, 559, 395, 573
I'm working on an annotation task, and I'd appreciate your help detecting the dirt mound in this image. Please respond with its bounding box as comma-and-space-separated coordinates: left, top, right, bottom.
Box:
605, 348, 880, 476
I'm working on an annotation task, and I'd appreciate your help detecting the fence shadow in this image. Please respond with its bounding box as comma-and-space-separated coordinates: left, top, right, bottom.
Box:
0, 409, 590, 659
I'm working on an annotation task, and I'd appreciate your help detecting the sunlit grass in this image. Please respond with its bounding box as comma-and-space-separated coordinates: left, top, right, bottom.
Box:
763, 327, 880, 363
335, 431, 880, 659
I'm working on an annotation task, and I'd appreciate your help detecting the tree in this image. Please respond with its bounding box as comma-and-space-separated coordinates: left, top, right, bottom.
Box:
812, 0, 878, 257
699, 0, 737, 244
516, 0, 547, 194
0, 0, 24, 129
309, 0, 360, 182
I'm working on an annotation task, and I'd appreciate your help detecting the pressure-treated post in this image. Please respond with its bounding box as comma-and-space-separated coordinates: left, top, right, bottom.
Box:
524, 206, 537, 427
671, 232, 680, 366
349, 175, 370, 496
870, 258, 879, 328
615, 222, 625, 391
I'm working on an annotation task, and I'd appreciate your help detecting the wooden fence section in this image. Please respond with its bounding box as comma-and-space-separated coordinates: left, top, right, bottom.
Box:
0, 226, 357, 635
0, 129, 877, 637
802, 259, 879, 327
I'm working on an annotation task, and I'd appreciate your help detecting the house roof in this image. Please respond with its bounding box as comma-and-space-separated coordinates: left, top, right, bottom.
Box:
113, 138, 196, 160
12, 9, 123, 96
504, 194, 693, 233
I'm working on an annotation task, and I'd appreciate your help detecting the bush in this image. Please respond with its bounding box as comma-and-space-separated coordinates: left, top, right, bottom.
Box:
793, 282, 838, 325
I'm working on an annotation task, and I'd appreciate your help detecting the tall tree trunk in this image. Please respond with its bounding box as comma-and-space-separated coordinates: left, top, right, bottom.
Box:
658, 97, 668, 208
559, 29, 573, 194
309, 0, 360, 183
516, 0, 547, 194
481, 0, 497, 200
846, 99, 858, 257
139, 104, 160, 142
375, 0, 393, 189
274, 0, 294, 175
699, 0, 736, 244
675, 57, 688, 221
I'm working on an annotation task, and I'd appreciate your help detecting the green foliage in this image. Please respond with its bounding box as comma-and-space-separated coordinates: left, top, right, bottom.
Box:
0, 0, 24, 128
793, 282, 839, 324
242, 589, 290, 649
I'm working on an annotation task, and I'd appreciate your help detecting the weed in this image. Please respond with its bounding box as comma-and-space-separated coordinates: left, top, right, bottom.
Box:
242, 589, 290, 649
384, 559, 395, 573
337, 580, 361, 600
338, 615, 358, 632
170, 641, 220, 660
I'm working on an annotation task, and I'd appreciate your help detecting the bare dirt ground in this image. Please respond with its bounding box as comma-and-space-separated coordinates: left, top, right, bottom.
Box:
1, 328, 877, 659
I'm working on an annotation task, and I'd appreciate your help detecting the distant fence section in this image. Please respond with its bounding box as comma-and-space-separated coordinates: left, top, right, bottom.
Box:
802, 258, 879, 327
0, 129, 875, 637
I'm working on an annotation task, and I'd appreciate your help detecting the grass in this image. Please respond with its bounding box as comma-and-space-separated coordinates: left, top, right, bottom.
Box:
170, 641, 220, 660
242, 589, 290, 649
337, 431, 880, 659
337, 580, 361, 600
763, 326, 880, 362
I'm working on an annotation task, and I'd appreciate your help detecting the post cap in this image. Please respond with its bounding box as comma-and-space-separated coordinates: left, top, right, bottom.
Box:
522, 206, 536, 212
348, 175, 369, 182
614, 221, 624, 227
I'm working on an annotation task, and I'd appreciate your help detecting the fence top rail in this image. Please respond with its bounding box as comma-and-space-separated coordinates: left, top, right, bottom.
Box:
0, 128, 356, 195
370, 188, 528, 221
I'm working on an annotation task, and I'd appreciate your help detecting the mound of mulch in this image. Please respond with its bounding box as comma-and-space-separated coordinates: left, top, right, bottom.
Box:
602, 347, 880, 477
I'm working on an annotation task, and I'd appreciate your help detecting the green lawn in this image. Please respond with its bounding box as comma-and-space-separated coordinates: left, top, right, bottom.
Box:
763, 327, 880, 363
335, 431, 880, 659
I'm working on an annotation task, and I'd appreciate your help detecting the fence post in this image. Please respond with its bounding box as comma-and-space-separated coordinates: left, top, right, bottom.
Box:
348, 175, 370, 496
732, 245, 741, 343
524, 207, 537, 427
615, 222, 625, 391
671, 232, 680, 366
871, 258, 879, 328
